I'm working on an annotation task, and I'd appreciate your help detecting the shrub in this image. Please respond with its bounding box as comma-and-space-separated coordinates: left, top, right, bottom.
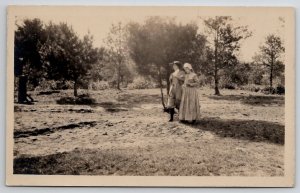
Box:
276, 85, 285, 95
89, 81, 110, 90
76, 96, 96, 105
35, 80, 75, 91
127, 77, 156, 90
34, 80, 57, 91
224, 83, 236, 90
239, 84, 262, 92
261, 86, 276, 95
56, 80, 74, 90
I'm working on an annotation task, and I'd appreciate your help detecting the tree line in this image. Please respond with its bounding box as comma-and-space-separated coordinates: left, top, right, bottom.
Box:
14, 16, 285, 98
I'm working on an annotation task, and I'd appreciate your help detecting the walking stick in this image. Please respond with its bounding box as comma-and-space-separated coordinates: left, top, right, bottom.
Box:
158, 68, 167, 111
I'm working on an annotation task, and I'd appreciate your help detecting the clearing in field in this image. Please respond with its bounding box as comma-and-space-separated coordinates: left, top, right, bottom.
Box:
13, 88, 284, 176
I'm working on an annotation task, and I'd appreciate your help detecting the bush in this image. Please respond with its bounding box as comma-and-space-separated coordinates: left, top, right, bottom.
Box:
127, 77, 157, 90
276, 85, 285, 95
261, 86, 276, 95
35, 80, 74, 91
239, 84, 262, 92
76, 96, 96, 105
34, 80, 57, 91
89, 81, 110, 90
224, 83, 236, 90
56, 80, 74, 90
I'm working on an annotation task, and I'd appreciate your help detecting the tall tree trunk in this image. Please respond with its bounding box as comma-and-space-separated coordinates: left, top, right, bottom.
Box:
74, 79, 78, 97
214, 68, 220, 95
270, 61, 273, 88
117, 62, 121, 90
214, 38, 221, 95
270, 57, 274, 94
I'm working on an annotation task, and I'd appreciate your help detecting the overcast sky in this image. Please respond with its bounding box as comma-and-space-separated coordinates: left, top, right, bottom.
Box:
15, 6, 286, 63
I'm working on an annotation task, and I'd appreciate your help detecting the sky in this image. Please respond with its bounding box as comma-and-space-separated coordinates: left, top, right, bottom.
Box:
14, 6, 286, 63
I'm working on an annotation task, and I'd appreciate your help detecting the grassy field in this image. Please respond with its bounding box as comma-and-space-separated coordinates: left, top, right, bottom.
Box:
13, 88, 284, 176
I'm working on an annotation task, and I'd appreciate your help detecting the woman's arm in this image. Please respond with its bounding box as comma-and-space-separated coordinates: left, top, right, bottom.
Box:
186, 74, 199, 87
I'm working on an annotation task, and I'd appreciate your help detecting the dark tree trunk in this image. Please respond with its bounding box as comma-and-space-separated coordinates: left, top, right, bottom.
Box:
116, 61, 121, 90
270, 59, 273, 89
214, 69, 220, 95
214, 38, 221, 96
74, 79, 78, 97
268, 55, 275, 94
117, 74, 121, 90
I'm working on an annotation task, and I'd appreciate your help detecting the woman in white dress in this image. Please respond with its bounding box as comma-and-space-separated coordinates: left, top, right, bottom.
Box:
179, 63, 201, 124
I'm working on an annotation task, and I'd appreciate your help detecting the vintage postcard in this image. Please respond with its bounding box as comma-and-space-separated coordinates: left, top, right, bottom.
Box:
6, 6, 295, 187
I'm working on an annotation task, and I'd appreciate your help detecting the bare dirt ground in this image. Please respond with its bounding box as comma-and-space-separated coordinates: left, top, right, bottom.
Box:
13, 88, 284, 176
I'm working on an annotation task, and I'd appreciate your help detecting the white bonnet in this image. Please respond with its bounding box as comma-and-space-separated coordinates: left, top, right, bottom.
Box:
183, 63, 193, 70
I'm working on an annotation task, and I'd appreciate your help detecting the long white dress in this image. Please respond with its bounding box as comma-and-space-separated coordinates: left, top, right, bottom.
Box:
179, 72, 201, 121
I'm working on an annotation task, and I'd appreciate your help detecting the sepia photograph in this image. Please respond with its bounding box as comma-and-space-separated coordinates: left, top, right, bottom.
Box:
6, 6, 295, 187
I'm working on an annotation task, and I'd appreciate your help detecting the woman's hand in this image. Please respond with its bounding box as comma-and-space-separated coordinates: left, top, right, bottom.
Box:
186, 81, 198, 87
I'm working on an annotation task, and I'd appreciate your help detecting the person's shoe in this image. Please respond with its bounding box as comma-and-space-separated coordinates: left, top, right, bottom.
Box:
179, 120, 187, 124
163, 107, 170, 113
168, 108, 174, 122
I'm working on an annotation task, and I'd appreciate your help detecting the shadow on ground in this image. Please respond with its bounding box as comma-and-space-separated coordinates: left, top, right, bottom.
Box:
208, 95, 284, 106
191, 117, 284, 144
89, 92, 162, 112
14, 121, 97, 139
117, 93, 161, 106
14, 148, 187, 176
90, 101, 129, 112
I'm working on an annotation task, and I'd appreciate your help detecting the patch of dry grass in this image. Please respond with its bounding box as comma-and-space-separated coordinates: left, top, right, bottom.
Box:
13, 88, 285, 176
14, 140, 284, 176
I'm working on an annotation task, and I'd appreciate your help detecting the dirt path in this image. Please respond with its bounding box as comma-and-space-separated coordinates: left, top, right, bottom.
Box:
13, 88, 284, 176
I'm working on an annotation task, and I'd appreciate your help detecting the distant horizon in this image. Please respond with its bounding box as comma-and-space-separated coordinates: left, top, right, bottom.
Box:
14, 6, 285, 63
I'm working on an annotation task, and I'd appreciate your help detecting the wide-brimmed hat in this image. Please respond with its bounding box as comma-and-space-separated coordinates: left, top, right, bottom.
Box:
169, 61, 182, 66
183, 63, 193, 70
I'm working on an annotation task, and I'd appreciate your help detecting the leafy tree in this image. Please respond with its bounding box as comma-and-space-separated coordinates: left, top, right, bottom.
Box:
127, 17, 207, 107
203, 16, 251, 95
88, 47, 106, 82
247, 60, 266, 85
223, 62, 251, 86
105, 22, 130, 90
257, 34, 285, 90
15, 18, 47, 88
39, 22, 99, 96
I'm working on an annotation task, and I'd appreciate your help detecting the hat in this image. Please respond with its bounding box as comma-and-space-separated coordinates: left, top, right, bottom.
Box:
169, 61, 182, 68
183, 63, 193, 70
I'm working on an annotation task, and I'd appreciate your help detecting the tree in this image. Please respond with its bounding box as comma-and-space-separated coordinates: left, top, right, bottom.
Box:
127, 17, 207, 108
225, 62, 252, 86
39, 22, 99, 96
258, 34, 285, 90
15, 19, 47, 88
247, 59, 266, 85
203, 16, 251, 95
127, 17, 207, 107
105, 22, 130, 90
